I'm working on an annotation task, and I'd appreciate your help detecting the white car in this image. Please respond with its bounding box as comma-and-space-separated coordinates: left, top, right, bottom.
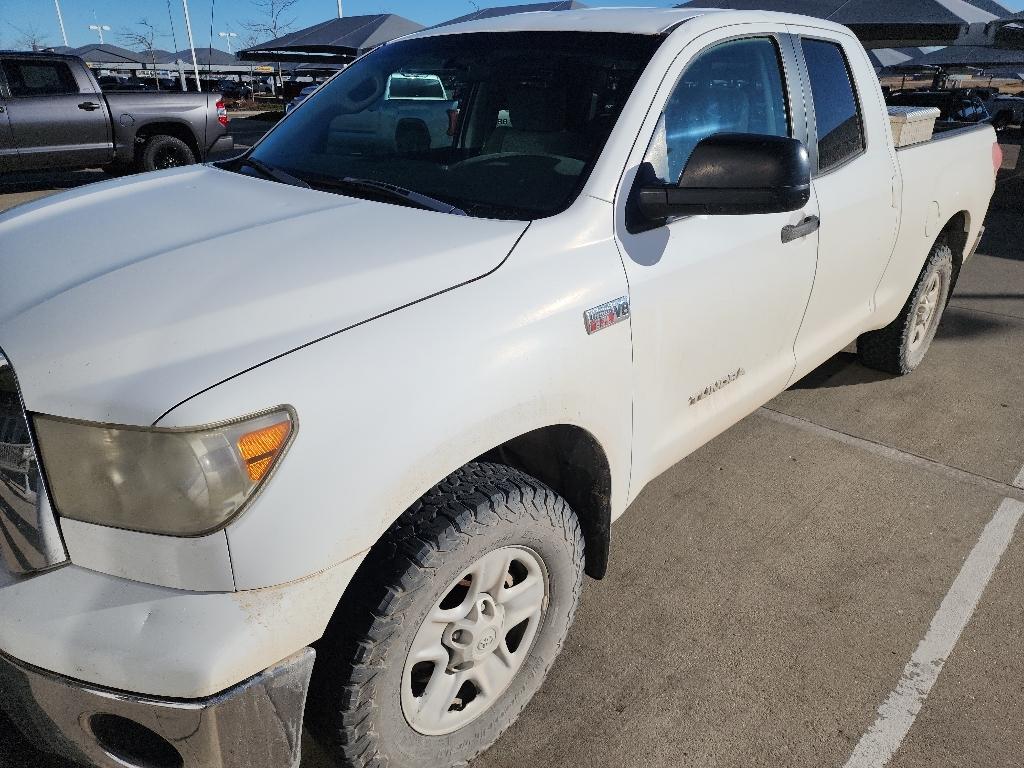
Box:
0, 8, 998, 768
285, 83, 320, 113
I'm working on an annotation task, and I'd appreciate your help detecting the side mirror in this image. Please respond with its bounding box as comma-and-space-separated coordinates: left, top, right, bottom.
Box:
636, 133, 811, 221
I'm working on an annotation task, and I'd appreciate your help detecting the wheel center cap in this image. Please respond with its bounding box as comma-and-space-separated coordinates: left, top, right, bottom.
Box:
443, 594, 505, 668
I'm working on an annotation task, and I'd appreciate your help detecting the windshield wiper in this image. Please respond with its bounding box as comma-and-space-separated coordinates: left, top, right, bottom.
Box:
319, 177, 467, 216
238, 157, 311, 189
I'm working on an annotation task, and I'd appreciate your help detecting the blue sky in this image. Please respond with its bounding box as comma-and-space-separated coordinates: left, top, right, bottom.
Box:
3, 0, 1022, 50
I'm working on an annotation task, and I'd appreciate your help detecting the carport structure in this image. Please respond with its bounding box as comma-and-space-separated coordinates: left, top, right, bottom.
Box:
676, 0, 1022, 48
433, 1, 589, 28
237, 14, 424, 66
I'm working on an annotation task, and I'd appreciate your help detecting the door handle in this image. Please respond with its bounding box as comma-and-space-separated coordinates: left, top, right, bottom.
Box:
78, 102, 100, 111
781, 215, 820, 244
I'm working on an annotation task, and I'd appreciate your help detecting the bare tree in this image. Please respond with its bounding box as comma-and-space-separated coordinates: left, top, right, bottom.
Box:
242, 0, 300, 97
10, 22, 51, 52
242, 0, 299, 43
119, 18, 167, 89
120, 19, 166, 66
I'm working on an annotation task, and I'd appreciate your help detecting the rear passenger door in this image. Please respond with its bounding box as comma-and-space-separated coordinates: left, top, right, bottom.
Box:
0, 58, 113, 171
787, 31, 901, 377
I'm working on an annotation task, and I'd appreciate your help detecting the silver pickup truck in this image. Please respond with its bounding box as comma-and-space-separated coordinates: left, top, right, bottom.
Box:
0, 52, 233, 175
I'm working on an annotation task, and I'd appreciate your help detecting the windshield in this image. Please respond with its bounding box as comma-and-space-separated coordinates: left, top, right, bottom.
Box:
245, 32, 662, 220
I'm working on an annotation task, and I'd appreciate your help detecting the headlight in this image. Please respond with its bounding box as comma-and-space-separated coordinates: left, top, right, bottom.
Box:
33, 407, 295, 537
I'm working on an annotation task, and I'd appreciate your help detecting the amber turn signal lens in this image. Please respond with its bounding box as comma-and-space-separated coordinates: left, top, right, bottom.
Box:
237, 420, 292, 482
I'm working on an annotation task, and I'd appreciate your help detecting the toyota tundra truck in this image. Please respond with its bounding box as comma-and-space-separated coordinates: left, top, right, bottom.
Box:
0, 8, 998, 768
0, 52, 232, 175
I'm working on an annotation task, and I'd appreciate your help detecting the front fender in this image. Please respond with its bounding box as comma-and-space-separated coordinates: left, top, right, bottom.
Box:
160, 196, 634, 590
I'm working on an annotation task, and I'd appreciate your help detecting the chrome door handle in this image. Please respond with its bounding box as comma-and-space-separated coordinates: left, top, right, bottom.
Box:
78, 102, 100, 111
781, 215, 820, 244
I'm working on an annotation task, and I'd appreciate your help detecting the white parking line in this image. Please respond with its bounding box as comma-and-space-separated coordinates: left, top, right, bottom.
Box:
843, 496, 1024, 768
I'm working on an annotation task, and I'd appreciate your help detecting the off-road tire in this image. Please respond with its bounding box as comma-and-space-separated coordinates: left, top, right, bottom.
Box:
857, 242, 954, 375
306, 462, 586, 768
139, 135, 196, 172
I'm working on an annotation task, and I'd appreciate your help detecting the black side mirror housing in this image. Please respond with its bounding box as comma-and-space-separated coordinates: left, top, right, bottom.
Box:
636, 133, 811, 222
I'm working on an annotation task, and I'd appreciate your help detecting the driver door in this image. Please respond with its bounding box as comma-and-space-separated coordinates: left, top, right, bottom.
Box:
615, 30, 820, 494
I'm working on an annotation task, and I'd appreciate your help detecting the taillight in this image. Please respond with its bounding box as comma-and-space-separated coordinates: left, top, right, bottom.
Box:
217, 100, 229, 128
993, 141, 1003, 176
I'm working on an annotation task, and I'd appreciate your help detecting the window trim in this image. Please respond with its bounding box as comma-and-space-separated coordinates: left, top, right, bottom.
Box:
1, 59, 81, 99
796, 35, 868, 178
626, 31, 808, 233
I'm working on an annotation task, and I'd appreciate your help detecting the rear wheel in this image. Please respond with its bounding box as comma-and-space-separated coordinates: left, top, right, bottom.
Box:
306, 462, 585, 768
140, 135, 196, 172
857, 242, 953, 375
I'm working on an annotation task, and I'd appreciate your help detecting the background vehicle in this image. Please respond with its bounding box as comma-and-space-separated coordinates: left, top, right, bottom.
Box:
887, 89, 993, 124
0, 9, 997, 768
285, 83, 319, 113
0, 52, 232, 174
984, 93, 1024, 129
322, 72, 457, 152
218, 78, 255, 100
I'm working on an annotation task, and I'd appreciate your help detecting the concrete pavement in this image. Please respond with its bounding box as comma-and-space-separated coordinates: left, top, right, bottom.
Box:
1, 133, 1022, 768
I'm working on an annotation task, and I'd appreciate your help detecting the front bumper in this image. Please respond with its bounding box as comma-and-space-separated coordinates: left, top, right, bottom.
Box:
0, 648, 314, 768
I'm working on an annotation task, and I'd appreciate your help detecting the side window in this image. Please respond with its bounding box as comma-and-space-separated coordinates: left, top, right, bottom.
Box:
643, 37, 790, 185
2, 60, 79, 98
801, 39, 864, 172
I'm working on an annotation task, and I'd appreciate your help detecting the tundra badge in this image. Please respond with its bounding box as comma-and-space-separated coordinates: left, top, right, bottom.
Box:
584, 297, 630, 335
690, 368, 745, 406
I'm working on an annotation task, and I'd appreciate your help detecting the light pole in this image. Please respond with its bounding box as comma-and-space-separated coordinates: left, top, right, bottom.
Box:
54, 0, 69, 46
338, 1, 343, 18
89, 24, 111, 44
181, 0, 202, 92
218, 31, 238, 55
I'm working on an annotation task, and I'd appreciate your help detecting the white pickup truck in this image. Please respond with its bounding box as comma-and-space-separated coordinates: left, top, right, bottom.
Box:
0, 8, 998, 768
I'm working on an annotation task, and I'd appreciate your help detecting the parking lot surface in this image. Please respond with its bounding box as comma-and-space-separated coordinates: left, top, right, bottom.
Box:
1, 132, 1022, 768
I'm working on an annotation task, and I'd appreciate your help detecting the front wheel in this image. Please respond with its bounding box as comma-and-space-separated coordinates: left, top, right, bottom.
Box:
857, 242, 954, 375
306, 462, 585, 768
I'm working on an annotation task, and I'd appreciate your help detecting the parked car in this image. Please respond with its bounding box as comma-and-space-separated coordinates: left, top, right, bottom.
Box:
0, 52, 232, 173
219, 78, 255, 100
285, 83, 319, 113
0, 9, 998, 768
984, 93, 1024, 129
887, 89, 992, 124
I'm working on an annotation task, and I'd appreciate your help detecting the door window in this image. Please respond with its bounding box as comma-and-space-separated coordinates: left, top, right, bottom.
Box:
642, 37, 791, 185
2, 60, 79, 98
801, 39, 864, 172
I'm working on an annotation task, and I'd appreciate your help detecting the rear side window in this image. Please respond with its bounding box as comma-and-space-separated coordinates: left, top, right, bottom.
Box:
643, 37, 791, 185
2, 60, 79, 97
801, 39, 864, 172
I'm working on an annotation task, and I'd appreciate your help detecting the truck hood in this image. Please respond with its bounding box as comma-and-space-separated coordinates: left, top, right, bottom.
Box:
0, 166, 527, 424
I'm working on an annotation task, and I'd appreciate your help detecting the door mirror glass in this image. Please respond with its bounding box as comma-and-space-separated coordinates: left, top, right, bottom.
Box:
636, 132, 811, 220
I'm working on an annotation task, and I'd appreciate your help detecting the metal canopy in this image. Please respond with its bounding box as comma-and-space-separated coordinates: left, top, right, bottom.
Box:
238, 14, 424, 64
433, 1, 589, 29
674, 0, 1021, 48
901, 43, 1024, 68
